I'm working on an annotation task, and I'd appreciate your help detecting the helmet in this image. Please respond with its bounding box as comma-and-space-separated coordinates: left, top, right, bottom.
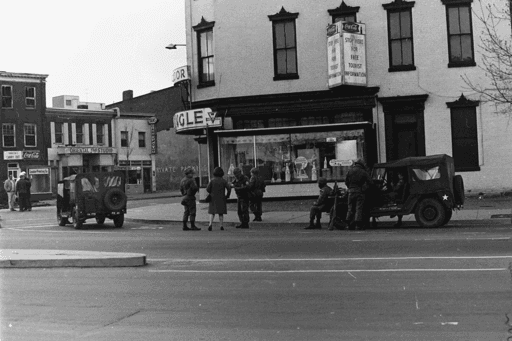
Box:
184, 167, 195, 175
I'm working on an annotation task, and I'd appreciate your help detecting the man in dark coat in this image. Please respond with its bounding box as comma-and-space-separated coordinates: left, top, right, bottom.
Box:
232, 167, 250, 229
248, 167, 265, 222
304, 177, 333, 229
15, 172, 31, 212
180, 167, 201, 231
345, 159, 371, 230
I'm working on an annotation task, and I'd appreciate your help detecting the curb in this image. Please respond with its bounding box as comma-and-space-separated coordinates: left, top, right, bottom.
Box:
0, 249, 147, 268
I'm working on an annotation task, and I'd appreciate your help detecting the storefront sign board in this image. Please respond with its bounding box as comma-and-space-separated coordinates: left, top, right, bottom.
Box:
174, 108, 222, 133
342, 32, 367, 86
58, 147, 116, 154
172, 65, 191, 84
23, 150, 40, 159
327, 32, 342, 88
329, 159, 353, 167
3, 151, 23, 160
29, 168, 49, 175
148, 117, 158, 154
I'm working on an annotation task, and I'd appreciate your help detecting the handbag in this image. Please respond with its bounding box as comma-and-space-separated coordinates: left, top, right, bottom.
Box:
204, 194, 212, 202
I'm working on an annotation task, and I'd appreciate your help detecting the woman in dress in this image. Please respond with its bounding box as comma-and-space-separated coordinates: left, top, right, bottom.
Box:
206, 167, 232, 231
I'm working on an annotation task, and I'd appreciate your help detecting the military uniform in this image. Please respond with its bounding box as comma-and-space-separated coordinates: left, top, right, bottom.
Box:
305, 178, 333, 229
180, 168, 200, 230
232, 168, 250, 228
248, 169, 265, 221
345, 160, 371, 230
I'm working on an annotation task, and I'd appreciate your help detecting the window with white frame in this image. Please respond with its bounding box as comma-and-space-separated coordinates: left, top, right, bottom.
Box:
268, 7, 299, 81
97, 124, 105, 145
2, 123, 15, 147
24, 123, 37, 147
138, 132, 146, 148
193, 17, 215, 87
25, 87, 36, 108
1, 85, 12, 108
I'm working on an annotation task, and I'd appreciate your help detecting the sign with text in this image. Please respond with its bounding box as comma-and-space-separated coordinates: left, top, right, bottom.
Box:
174, 108, 222, 133
29, 168, 49, 175
172, 65, 191, 84
326, 21, 367, 87
23, 150, 40, 160
149, 118, 158, 154
3, 151, 23, 160
58, 147, 116, 155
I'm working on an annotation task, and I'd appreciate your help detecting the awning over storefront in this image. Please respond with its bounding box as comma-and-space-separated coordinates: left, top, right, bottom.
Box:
214, 121, 372, 136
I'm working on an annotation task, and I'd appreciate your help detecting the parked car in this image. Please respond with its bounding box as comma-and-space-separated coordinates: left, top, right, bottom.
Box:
56, 171, 127, 229
330, 154, 464, 228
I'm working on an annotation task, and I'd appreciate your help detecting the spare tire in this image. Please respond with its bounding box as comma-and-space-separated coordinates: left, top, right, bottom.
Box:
103, 188, 127, 211
453, 175, 465, 206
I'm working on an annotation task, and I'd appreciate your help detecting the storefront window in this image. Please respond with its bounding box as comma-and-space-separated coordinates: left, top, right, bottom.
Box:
28, 168, 51, 193
219, 129, 365, 183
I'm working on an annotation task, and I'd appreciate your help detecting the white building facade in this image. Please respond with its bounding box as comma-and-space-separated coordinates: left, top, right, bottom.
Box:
179, 0, 512, 196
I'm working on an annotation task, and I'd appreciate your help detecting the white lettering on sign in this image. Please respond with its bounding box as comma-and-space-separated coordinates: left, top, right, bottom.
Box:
342, 32, 367, 86
29, 168, 49, 175
327, 33, 342, 88
3, 151, 23, 160
174, 108, 222, 133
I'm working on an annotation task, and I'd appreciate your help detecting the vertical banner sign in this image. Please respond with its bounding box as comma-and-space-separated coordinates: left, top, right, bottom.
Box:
148, 117, 158, 154
326, 21, 367, 88
342, 32, 367, 86
327, 24, 342, 88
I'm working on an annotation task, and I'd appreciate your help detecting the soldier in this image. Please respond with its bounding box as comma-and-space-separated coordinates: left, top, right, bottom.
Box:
179, 167, 201, 231
345, 159, 371, 230
248, 167, 266, 221
304, 177, 333, 229
232, 167, 250, 229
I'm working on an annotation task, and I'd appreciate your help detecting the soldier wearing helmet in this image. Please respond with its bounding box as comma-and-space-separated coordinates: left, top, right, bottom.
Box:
345, 158, 371, 230
180, 167, 201, 231
304, 177, 333, 229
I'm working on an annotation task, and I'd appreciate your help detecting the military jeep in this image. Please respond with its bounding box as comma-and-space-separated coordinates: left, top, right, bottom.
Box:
56, 171, 127, 229
330, 154, 464, 228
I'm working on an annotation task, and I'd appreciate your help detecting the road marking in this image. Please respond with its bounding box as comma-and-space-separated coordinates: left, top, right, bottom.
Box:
2, 224, 57, 229
149, 268, 507, 273
146, 256, 512, 262
4, 228, 120, 234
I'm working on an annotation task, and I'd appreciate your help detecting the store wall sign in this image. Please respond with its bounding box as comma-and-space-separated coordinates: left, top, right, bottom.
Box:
29, 168, 49, 175
326, 21, 367, 88
149, 119, 158, 154
58, 147, 116, 154
23, 150, 40, 159
174, 108, 222, 133
3, 151, 23, 160
172, 65, 191, 83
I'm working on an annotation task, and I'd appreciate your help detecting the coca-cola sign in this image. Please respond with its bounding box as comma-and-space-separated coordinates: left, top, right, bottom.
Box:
23, 150, 40, 159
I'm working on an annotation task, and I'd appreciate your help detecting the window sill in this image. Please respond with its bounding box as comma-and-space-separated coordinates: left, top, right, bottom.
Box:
2, 146, 16, 148
273, 74, 299, 81
455, 166, 480, 172
448, 61, 476, 68
388, 65, 416, 72
197, 81, 215, 89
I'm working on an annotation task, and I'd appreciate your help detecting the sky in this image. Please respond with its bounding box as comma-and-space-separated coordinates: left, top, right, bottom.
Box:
1, 0, 187, 106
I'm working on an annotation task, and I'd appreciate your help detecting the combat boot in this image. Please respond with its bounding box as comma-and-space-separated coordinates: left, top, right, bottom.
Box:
183, 221, 191, 231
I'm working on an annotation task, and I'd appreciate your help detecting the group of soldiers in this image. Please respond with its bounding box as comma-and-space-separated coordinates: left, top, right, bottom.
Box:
3, 172, 32, 212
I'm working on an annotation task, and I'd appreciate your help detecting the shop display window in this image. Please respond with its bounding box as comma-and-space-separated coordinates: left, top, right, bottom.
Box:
219, 129, 365, 183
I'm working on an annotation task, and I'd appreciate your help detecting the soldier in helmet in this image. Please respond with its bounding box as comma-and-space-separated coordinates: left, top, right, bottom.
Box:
180, 167, 201, 231
345, 158, 371, 230
304, 177, 333, 229
232, 167, 250, 229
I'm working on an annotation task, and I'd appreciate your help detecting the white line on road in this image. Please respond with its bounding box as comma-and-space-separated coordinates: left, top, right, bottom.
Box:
149, 268, 507, 273
147, 255, 512, 262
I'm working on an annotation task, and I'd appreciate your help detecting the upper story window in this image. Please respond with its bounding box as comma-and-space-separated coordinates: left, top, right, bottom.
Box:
447, 94, 480, 171
441, 0, 475, 67
1, 85, 13, 108
55, 123, 64, 144
65, 99, 72, 106
25, 87, 36, 108
24, 124, 37, 147
328, 1, 360, 23
97, 124, 105, 145
2, 123, 16, 147
76, 124, 84, 144
268, 7, 299, 81
138, 132, 146, 148
193, 17, 215, 88
121, 131, 129, 147
383, 0, 416, 72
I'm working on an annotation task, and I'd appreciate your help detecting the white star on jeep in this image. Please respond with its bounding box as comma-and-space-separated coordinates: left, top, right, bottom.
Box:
442, 194, 448, 200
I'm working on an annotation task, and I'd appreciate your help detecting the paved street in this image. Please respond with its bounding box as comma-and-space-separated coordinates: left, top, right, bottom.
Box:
1, 201, 512, 340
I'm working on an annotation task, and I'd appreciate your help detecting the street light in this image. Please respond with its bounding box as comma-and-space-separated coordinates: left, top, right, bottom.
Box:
165, 43, 186, 50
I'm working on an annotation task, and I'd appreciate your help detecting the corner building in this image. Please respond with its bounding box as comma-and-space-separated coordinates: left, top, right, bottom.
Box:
180, 0, 512, 197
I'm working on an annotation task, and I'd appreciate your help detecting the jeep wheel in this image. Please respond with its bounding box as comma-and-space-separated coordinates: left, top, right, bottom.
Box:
415, 198, 446, 228
113, 213, 124, 228
57, 210, 68, 226
453, 175, 465, 206
71, 207, 83, 230
95, 216, 106, 225
104, 188, 127, 211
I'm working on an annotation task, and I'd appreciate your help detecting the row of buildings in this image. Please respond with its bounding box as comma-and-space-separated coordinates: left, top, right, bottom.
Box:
0, 71, 159, 202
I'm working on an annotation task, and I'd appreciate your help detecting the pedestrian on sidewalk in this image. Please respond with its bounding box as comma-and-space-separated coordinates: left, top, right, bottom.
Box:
3, 175, 17, 211
206, 167, 231, 231
248, 167, 266, 222
16, 172, 31, 212
180, 167, 201, 231
304, 177, 333, 229
232, 167, 250, 229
